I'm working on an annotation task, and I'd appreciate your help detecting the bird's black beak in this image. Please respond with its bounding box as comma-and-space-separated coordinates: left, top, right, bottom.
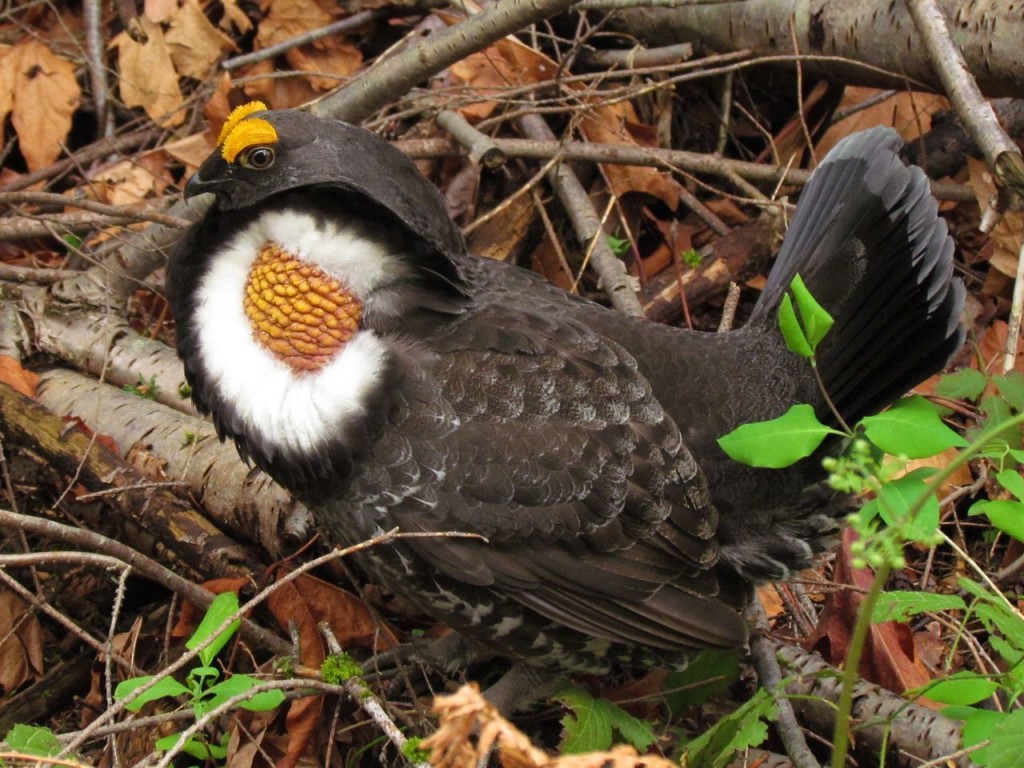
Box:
184, 152, 229, 200
183, 170, 206, 200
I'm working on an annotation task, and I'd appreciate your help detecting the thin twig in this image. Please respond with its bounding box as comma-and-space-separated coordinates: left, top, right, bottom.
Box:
907, 0, 1024, 217
0, 128, 160, 193
517, 111, 644, 316
320, 622, 430, 768
311, 0, 585, 123
0, 192, 190, 229
222, 9, 386, 71
436, 110, 505, 168
395, 136, 974, 201
747, 600, 821, 768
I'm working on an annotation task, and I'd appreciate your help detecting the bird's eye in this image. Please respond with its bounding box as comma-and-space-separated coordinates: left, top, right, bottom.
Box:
241, 146, 275, 170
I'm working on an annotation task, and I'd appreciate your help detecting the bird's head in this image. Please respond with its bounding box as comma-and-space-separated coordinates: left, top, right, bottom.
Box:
185, 102, 466, 259
169, 103, 470, 494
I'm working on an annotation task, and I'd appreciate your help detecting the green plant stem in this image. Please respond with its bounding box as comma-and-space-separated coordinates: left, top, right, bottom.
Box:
830, 558, 892, 768
831, 410, 1024, 766
810, 359, 853, 435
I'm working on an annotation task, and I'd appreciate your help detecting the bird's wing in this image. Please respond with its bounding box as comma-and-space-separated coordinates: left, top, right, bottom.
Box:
339, 296, 749, 650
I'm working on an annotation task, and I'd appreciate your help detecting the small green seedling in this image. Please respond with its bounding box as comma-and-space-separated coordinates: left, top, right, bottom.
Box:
124, 375, 160, 400
114, 592, 285, 763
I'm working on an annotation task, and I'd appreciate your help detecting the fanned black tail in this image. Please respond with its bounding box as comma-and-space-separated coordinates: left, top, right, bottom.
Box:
716, 128, 964, 581
748, 127, 965, 426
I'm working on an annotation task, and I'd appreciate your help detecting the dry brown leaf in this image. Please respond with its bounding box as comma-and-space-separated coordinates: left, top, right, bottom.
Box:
256, 0, 333, 44
448, 33, 680, 209
977, 320, 1024, 376
269, 571, 396, 652
203, 72, 234, 141
903, 447, 973, 499
424, 684, 678, 768
284, 42, 361, 92
806, 529, 935, 702
0, 588, 45, 694
817, 86, 950, 157
277, 693, 320, 768
264, 571, 399, 765
144, 0, 178, 23
447, 34, 554, 121
238, 57, 319, 110
7, 39, 81, 172
165, 0, 236, 79
0, 45, 16, 129
254, 0, 362, 92
0, 355, 39, 398
219, 0, 253, 33
580, 104, 681, 210
164, 132, 217, 174
89, 151, 174, 206
967, 157, 1022, 278
757, 584, 785, 620
112, 16, 185, 127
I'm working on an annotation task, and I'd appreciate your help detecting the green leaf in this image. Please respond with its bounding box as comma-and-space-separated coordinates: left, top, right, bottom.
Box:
974, 602, 1024, 652
188, 665, 220, 686
861, 396, 968, 458
156, 733, 229, 760
663, 649, 741, 714
683, 689, 776, 768
4, 724, 63, 757
935, 368, 988, 400
187, 591, 241, 668
680, 248, 702, 268
970, 500, 1024, 543
871, 591, 966, 623
605, 233, 630, 257
991, 635, 1024, 668
556, 687, 656, 754
717, 404, 841, 468
859, 469, 939, 539
115, 675, 190, 711
974, 707, 1024, 768
996, 372, 1024, 412
779, 293, 813, 358
997, 469, 1024, 502
919, 672, 999, 705
943, 705, 1004, 753
204, 675, 285, 711
788, 273, 834, 350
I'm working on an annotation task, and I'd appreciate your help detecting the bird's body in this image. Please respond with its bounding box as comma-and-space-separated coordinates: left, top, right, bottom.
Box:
168, 104, 964, 691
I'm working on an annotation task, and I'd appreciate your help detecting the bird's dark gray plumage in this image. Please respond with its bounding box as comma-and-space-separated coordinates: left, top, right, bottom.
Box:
167, 105, 964, 703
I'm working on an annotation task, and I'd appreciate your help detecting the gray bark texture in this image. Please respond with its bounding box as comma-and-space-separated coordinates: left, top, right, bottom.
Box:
609, 0, 1023, 97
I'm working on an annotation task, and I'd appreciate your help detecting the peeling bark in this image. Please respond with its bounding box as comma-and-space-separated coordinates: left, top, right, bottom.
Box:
31, 305, 196, 416
0, 381, 258, 580
35, 368, 298, 558
610, 0, 1024, 97
777, 644, 968, 767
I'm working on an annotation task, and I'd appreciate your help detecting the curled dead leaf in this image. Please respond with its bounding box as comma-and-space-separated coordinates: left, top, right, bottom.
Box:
0, 588, 45, 694
3, 39, 82, 172
165, 0, 236, 80
111, 16, 185, 127
967, 156, 1022, 278
254, 0, 362, 94
424, 684, 678, 768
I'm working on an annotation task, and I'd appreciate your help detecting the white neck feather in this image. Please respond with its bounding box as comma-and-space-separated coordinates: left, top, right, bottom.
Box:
191, 208, 396, 454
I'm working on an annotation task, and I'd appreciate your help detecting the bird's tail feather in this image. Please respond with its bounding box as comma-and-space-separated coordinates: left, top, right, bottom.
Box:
716, 128, 964, 582
747, 127, 965, 426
